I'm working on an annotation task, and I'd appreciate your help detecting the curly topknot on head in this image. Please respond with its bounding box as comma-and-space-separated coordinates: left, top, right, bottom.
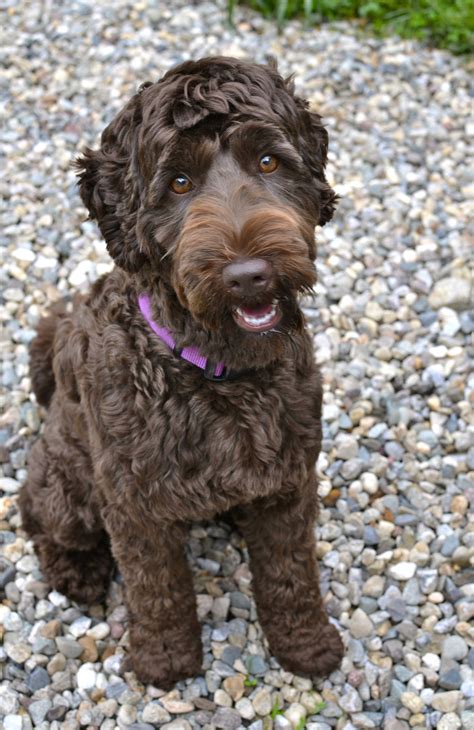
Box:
75, 56, 336, 274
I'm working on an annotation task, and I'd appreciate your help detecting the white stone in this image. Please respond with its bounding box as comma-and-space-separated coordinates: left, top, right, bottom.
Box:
212, 596, 230, 620
323, 403, 340, 421
161, 691, 194, 714
214, 689, 232, 708
103, 653, 124, 674
142, 703, 171, 724
68, 260, 96, 287
420, 688, 434, 705
48, 590, 68, 607
12, 247, 35, 262
0, 477, 21, 493
235, 697, 255, 720
339, 686, 363, 713
438, 713, 462, 730
407, 673, 424, 692
35, 255, 57, 269
69, 616, 92, 637
274, 716, 292, 729
0, 605, 11, 622
349, 608, 374, 638
400, 691, 425, 713
314, 333, 332, 363
117, 704, 137, 725
160, 721, 192, 730
388, 562, 417, 581
429, 276, 471, 310
3, 715, 23, 730
432, 691, 462, 713
196, 594, 213, 619
252, 688, 273, 716
284, 702, 306, 728
87, 621, 110, 640
76, 664, 97, 690
6, 643, 31, 664
363, 576, 385, 598
360, 472, 378, 494
422, 653, 441, 671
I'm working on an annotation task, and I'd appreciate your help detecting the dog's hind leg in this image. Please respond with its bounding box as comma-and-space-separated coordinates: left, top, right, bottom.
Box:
19, 435, 113, 604
233, 484, 344, 679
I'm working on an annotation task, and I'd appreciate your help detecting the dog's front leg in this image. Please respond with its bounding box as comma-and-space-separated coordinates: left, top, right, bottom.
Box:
105, 509, 202, 688
234, 485, 344, 678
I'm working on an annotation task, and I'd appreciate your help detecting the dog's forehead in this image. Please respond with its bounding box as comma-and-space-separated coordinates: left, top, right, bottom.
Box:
142, 60, 300, 136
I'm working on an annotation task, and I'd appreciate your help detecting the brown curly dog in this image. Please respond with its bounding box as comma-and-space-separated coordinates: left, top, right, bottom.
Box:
20, 56, 344, 688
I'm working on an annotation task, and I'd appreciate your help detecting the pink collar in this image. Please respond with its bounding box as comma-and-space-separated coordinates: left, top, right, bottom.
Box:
138, 294, 226, 380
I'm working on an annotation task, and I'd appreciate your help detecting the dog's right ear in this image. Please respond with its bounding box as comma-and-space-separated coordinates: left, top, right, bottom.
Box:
75, 87, 150, 272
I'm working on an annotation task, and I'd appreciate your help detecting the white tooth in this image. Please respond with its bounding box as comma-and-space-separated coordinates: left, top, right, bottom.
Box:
235, 303, 278, 327
241, 305, 276, 326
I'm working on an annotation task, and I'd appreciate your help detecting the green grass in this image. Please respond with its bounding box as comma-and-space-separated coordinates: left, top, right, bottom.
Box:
244, 674, 258, 687
270, 698, 284, 719
230, 0, 474, 54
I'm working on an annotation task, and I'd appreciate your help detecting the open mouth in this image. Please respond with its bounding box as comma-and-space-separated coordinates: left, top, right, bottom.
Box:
233, 301, 282, 332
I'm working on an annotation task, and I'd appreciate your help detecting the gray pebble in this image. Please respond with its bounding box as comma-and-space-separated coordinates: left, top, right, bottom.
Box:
439, 668, 462, 690
212, 707, 242, 730
220, 646, 241, 667
0, 686, 19, 715
246, 654, 268, 676
105, 681, 129, 699
441, 534, 460, 557
340, 459, 365, 480
442, 636, 468, 661
29, 699, 53, 725
55, 637, 82, 658
27, 667, 51, 692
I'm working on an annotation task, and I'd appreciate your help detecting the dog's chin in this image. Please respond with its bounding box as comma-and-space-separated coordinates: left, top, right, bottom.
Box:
232, 300, 282, 334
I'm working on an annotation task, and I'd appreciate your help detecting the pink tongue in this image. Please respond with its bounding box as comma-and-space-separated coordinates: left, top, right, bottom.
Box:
241, 303, 273, 317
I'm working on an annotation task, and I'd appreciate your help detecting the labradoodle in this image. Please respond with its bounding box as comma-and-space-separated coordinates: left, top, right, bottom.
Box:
20, 56, 344, 688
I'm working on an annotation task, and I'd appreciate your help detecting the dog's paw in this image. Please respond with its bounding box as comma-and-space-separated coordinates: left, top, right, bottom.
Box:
127, 643, 203, 690
39, 543, 113, 605
53, 568, 110, 605
271, 622, 344, 679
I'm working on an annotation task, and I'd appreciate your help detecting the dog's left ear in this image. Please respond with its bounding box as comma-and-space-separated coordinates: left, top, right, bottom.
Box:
74, 88, 148, 272
296, 100, 338, 225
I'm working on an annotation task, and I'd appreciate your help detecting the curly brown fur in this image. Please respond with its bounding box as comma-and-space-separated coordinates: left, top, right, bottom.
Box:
29, 300, 68, 407
20, 56, 344, 688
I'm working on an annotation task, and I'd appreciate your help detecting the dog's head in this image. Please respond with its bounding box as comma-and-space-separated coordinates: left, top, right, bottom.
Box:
76, 57, 336, 338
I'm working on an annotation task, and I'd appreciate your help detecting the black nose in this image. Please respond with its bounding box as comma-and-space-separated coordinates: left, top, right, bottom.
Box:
222, 258, 272, 297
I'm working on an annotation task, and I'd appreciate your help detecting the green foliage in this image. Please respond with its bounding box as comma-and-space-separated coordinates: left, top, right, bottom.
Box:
310, 700, 327, 714
243, 655, 258, 686
295, 718, 306, 730
229, 0, 474, 54
244, 674, 258, 687
270, 698, 284, 719
227, 0, 238, 25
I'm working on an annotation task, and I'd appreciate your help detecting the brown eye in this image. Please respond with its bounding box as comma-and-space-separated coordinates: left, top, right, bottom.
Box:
258, 154, 279, 174
169, 175, 193, 194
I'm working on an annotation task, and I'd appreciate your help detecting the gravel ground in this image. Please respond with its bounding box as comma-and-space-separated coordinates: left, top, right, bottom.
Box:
1, 1, 473, 729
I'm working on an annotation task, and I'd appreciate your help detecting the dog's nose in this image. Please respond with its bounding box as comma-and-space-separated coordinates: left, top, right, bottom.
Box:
222, 258, 272, 296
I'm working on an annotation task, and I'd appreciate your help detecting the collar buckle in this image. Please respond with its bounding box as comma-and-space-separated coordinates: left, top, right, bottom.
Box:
203, 360, 229, 381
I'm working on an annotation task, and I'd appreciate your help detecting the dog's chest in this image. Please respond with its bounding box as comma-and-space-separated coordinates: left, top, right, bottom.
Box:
148, 385, 308, 516
92, 357, 320, 520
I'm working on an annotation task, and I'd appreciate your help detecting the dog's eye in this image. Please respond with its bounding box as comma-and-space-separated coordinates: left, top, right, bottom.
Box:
169, 175, 193, 194
258, 155, 279, 174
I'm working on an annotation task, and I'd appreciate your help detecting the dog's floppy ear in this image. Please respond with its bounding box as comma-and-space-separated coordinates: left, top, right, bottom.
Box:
296, 100, 338, 226
75, 88, 148, 272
